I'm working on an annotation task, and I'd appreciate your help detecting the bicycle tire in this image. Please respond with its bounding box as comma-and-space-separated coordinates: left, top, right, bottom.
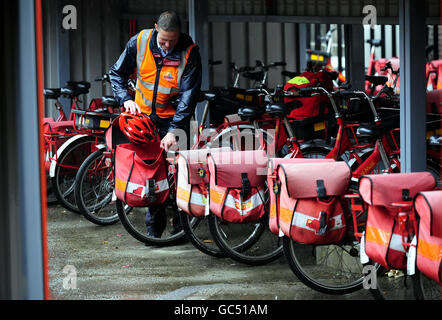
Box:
282, 236, 366, 294
116, 198, 190, 246
51, 135, 101, 213
74, 148, 121, 226
208, 213, 283, 266
178, 210, 226, 258
114, 166, 190, 246
298, 146, 330, 159
412, 269, 441, 300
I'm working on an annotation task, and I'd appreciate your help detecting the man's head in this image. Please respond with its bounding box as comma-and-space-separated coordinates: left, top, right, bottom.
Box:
155, 11, 181, 53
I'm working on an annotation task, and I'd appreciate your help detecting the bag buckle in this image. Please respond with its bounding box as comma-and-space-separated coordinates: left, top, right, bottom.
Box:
146, 179, 156, 202
240, 173, 251, 198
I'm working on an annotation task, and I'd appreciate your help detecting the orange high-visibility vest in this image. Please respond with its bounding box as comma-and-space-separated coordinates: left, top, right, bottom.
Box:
135, 29, 196, 118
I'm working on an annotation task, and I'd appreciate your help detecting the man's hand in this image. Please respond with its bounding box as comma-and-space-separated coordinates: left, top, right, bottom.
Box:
160, 132, 177, 152
123, 100, 141, 114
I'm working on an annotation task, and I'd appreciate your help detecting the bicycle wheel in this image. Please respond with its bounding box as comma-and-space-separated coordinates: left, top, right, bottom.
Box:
209, 125, 273, 151
116, 197, 188, 246
299, 146, 330, 159
208, 213, 284, 266
282, 236, 366, 294
178, 210, 225, 258
412, 269, 441, 300
115, 168, 188, 246
366, 263, 416, 300
426, 160, 441, 188
74, 148, 121, 226
51, 135, 100, 213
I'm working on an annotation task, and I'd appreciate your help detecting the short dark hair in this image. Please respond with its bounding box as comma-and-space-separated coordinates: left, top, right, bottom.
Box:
157, 11, 181, 32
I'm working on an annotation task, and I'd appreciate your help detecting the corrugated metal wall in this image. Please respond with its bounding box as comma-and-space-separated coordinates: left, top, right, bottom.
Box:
42, 0, 126, 113
42, 0, 441, 117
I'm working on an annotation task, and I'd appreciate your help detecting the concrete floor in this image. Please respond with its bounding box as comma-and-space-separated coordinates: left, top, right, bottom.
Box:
47, 203, 374, 300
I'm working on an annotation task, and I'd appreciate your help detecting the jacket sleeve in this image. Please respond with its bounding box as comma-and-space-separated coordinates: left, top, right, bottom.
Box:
168, 46, 202, 132
109, 33, 138, 106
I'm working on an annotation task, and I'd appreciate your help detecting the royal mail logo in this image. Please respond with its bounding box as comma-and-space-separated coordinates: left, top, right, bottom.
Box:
234, 200, 253, 211
163, 72, 175, 81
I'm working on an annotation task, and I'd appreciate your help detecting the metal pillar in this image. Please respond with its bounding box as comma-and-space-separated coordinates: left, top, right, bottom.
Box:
188, 0, 209, 125
297, 24, 308, 72
344, 24, 365, 90
0, 0, 45, 299
399, 0, 427, 172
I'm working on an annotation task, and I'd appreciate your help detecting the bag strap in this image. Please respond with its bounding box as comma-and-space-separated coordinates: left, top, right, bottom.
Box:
316, 179, 326, 198
146, 179, 156, 202
241, 173, 251, 198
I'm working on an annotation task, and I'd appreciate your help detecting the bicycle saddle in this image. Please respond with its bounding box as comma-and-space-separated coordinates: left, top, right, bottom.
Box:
266, 103, 289, 117
238, 107, 264, 121
101, 96, 119, 107
64, 81, 91, 96
43, 88, 61, 99
356, 120, 398, 139
365, 75, 388, 86
366, 39, 383, 47
197, 90, 217, 102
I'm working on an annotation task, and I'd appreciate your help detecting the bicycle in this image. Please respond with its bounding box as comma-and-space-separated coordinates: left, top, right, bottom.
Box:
49, 77, 121, 214
43, 80, 91, 208
179, 85, 338, 264
280, 84, 440, 296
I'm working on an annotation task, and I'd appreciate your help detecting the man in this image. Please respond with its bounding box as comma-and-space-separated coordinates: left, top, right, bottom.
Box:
109, 11, 202, 238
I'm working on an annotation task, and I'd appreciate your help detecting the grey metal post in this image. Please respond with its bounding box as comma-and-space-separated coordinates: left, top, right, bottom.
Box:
56, 0, 71, 117
188, 0, 209, 126
399, 0, 427, 172
2, 0, 45, 300
344, 24, 365, 90
298, 24, 308, 72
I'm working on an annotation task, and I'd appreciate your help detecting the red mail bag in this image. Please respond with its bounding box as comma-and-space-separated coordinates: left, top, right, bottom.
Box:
207, 150, 268, 223
277, 161, 351, 244
414, 191, 442, 284
359, 172, 436, 270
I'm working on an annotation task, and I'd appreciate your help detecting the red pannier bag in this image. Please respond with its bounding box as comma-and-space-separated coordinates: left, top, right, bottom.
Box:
414, 190, 442, 284
105, 117, 169, 208
207, 150, 268, 223
267, 158, 335, 236
43, 120, 75, 172
283, 70, 334, 120
114, 141, 169, 207
175, 147, 230, 217
276, 161, 351, 244
358, 172, 437, 270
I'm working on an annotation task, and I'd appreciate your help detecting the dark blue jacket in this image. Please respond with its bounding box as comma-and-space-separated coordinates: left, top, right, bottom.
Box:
109, 29, 202, 132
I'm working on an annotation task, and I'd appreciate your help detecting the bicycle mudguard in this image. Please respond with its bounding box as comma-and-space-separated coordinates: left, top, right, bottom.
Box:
414, 191, 442, 284
267, 158, 334, 236
114, 141, 169, 207
175, 147, 229, 217
358, 172, 437, 270
43, 120, 76, 172
276, 161, 350, 244
207, 150, 268, 223
48, 134, 89, 177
